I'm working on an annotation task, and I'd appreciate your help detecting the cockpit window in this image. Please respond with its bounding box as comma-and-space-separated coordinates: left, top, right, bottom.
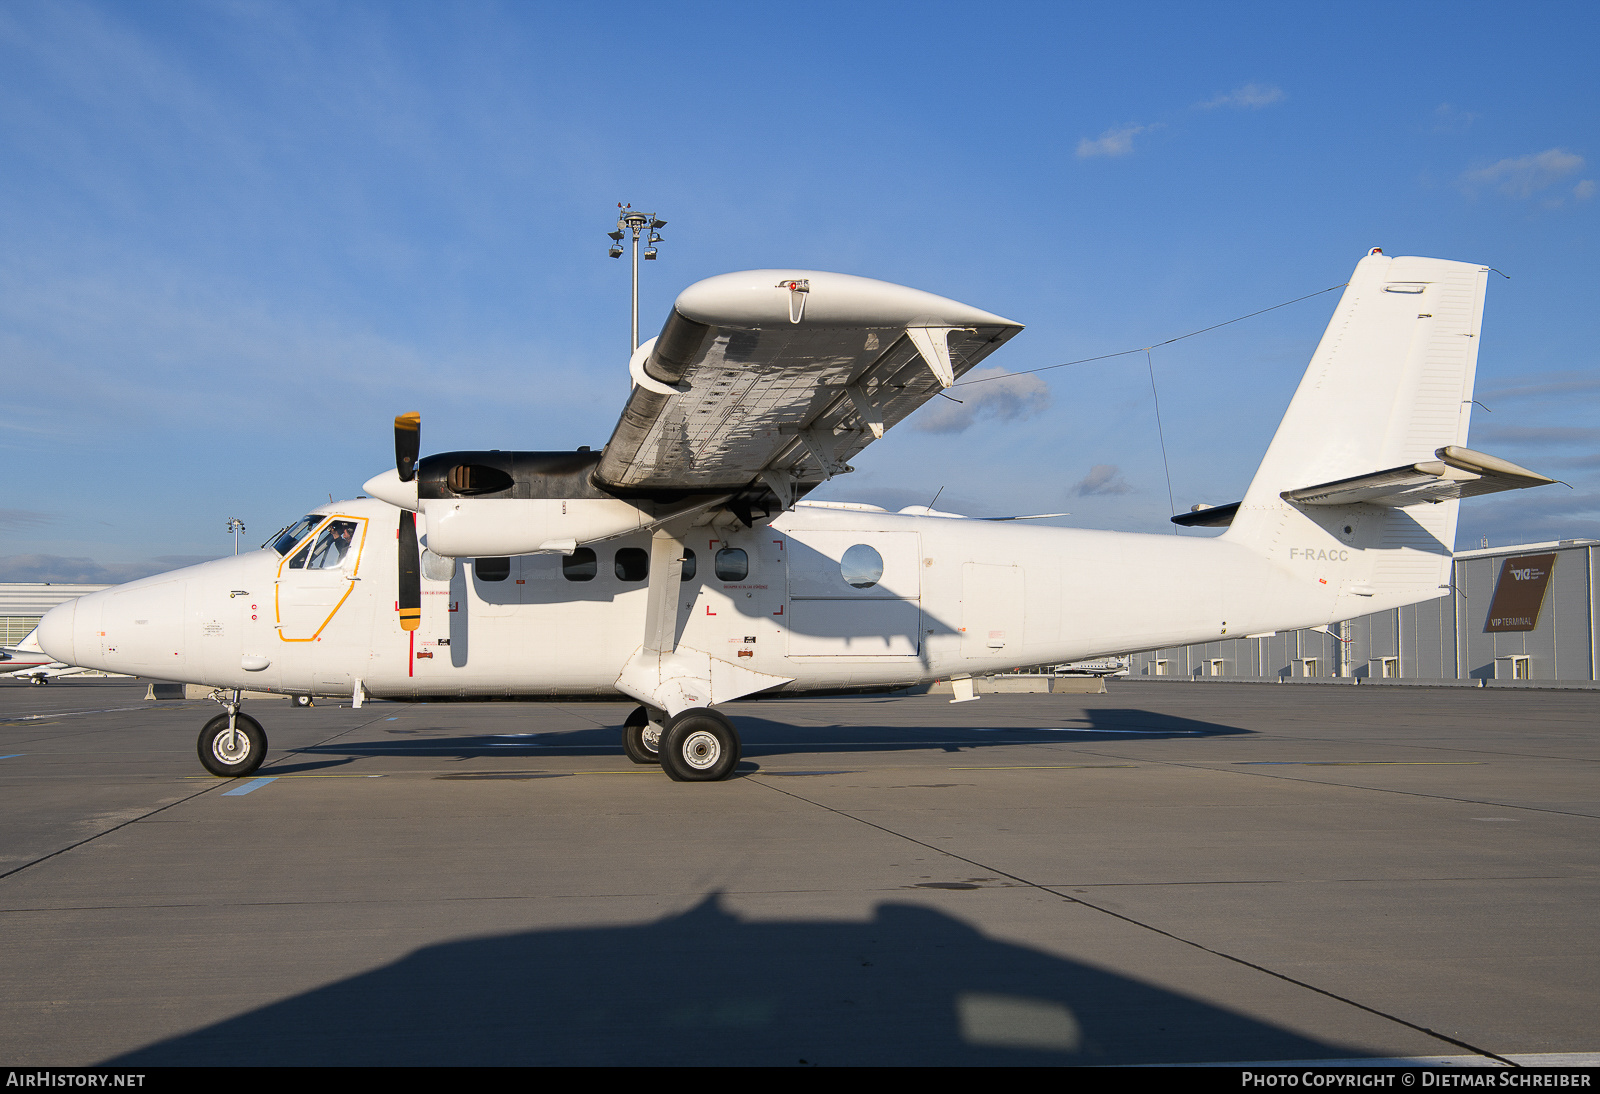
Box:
269, 515, 325, 557
290, 520, 359, 570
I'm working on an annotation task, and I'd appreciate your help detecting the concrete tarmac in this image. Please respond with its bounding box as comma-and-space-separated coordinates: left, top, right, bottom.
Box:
1, 678, 1596, 1066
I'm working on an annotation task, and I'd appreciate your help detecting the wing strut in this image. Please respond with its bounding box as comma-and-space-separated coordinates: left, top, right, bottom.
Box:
642, 529, 685, 657
615, 527, 793, 718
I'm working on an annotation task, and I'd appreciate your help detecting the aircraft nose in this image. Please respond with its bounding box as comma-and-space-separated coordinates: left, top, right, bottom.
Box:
36, 599, 76, 665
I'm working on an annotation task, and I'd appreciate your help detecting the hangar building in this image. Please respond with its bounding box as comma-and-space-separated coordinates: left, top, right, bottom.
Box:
0, 584, 111, 647
1127, 539, 1600, 684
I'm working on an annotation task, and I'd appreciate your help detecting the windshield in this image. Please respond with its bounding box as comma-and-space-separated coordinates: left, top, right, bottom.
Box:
267, 515, 326, 557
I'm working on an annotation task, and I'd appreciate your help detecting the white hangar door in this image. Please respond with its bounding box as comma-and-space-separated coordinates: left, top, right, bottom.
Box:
785, 531, 921, 657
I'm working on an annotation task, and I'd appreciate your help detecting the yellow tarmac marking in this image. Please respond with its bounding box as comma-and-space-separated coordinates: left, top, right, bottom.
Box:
947, 764, 1138, 770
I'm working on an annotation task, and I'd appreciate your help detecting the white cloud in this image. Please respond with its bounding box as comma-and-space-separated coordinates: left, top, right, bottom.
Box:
1432, 103, 1477, 133
1576, 179, 1596, 201
1072, 464, 1134, 496
1076, 124, 1148, 159
1462, 148, 1585, 200
0, 509, 56, 530
0, 553, 220, 583
913, 367, 1050, 434
1197, 83, 1284, 110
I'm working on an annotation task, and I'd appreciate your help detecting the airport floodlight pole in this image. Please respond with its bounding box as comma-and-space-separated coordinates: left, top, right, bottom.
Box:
608, 204, 666, 351
225, 517, 246, 556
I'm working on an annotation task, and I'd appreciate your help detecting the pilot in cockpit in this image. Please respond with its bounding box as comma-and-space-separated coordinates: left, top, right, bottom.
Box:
306, 521, 357, 569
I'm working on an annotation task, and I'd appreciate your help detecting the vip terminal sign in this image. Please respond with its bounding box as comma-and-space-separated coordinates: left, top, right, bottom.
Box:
1485, 553, 1557, 633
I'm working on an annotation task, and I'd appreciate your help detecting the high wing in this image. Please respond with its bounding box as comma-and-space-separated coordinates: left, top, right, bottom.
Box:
593, 270, 1023, 506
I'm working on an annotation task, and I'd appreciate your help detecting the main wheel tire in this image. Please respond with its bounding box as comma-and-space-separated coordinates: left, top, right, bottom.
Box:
293, 694, 313, 708
659, 708, 740, 782
622, 705, 662, 765
198, 713, 268, 778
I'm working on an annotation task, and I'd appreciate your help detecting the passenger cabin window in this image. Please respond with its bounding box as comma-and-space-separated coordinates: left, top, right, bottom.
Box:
563, 548, 597, 581
714, 548, 748, 582
681, 548, 697, 581
615, 548, 648, 582
840, 543, 883, 589
475, 557, 511, 582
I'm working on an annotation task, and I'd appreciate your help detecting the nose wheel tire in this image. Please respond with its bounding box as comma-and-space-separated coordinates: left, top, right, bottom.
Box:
622, 705, 662, 765
293, 694, 313, 708
660, 708, 740, 782
198, 713, 268, 778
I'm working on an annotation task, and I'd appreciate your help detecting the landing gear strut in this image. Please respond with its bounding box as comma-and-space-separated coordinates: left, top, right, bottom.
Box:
622, 705, 663, 765
197, 689, 268, 777
659, 708, 741, 782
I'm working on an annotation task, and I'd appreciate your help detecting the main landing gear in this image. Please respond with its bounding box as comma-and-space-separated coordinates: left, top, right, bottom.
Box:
623, 705, 742, 781
623, 706, 663, 765
197, 689, 268, 778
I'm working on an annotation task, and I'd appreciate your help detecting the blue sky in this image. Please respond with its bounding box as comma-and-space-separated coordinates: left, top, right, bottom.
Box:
2, 0, 1597, 581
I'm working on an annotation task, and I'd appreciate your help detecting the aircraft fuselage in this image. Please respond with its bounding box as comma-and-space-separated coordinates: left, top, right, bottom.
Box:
38, 496, 1384, 702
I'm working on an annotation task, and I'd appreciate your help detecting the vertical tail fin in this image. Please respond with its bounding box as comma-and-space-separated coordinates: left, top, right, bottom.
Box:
1226, 252, 1490, 602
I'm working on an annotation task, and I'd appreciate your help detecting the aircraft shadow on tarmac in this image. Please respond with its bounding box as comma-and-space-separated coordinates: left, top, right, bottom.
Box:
106, 894, 1354, 1066
269, 707, 1249, 771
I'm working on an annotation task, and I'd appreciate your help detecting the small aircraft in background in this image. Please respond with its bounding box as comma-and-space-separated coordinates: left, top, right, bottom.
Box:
36, 252, 1553, 781
2, 628, 90, 684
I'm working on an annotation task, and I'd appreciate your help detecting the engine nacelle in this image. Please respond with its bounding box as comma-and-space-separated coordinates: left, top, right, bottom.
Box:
364, 449, 727, 558
421, 496, 652, 557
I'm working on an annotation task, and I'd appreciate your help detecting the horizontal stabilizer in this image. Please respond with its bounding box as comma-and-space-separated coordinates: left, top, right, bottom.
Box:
1171, 502, 1240, 528
1174, 447, 1551, 527
1280, 447, 1553, 507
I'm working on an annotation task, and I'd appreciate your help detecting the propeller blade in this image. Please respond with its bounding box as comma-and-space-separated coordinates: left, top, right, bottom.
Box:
395, 412, 421, 483
398, 510, 421, 632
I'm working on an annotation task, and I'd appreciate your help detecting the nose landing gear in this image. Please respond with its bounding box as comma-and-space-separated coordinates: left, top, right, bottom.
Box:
197, 689, 268, 778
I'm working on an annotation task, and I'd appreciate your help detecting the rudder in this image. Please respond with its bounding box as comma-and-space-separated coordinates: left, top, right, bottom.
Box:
1225, 251, 1491, 605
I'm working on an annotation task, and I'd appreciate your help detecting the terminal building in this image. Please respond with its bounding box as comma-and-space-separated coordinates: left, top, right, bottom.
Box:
1126, 539, 1600, 684
0, 584, 111, 647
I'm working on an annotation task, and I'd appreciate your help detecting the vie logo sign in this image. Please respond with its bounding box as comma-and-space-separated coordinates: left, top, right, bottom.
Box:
1485, 553, 1556, 633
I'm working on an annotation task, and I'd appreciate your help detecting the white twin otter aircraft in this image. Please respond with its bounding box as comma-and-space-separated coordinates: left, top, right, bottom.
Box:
35, 249, 1553, 781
